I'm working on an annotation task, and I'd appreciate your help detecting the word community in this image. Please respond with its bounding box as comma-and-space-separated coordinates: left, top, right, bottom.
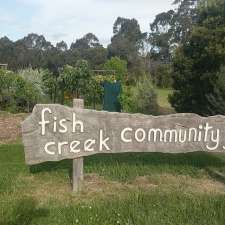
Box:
39, 108, 222, 155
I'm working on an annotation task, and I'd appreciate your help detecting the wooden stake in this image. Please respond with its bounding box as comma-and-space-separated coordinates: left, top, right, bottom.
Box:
72, 99, 84, 192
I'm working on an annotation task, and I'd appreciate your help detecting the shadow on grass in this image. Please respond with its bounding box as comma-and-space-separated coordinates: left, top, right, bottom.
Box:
1, 198, 49, 225
30, 152, 225, 175
30, 159, 72, 173
87, 151, 225, 167
29, 159, 73, 181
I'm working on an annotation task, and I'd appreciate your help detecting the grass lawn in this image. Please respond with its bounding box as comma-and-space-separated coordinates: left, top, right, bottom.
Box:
0, 91, 224, 224
0, 143, 225, 225
156, 88, 174, 114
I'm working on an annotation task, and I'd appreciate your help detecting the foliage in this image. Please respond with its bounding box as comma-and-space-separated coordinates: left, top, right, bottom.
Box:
42, 61, 92, 105
94, 74, 116, 83
42, 69, 58, 103
1, 1, 225, 115
108, 17, 147, 80
119, 85, 136, 113
76, 60, 91, 97
60, 60, 91, 99
0, 5, 203, 89
70, 33, 107, 69
133, 76, 159, 115
169, 0, 225, 115
85, 73, 124, 109
149, 0, 199, 62
0, 69, 14, 95
0, 69, 43, 112
120, 76, 158, 115
56, 41, 68, 51
206, 66, 225, 115
0, 32, 106, 71
12, 76, 41, 112
18, 68, 45, 95
70, 33, 101, 50
149, 10, 175, 62
103, 57, 128, 82
109, 18, 146, 58
84, 77, 103, 109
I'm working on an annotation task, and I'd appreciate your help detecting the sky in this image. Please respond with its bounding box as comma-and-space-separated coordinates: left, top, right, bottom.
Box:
0, 0, 174, 47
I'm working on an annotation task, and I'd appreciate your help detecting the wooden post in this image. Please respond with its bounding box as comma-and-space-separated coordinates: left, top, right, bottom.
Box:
72, 99, 84, 192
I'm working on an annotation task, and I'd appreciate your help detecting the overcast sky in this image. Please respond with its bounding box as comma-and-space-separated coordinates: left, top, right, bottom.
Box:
0, 0, 175, 47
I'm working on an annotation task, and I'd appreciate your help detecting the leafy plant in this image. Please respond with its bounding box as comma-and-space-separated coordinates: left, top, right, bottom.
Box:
0, 69, 43, 112
42, 69, 58, 103
104, 57, 128, 82
60, 60, 91, 100
120, 76, 158, 115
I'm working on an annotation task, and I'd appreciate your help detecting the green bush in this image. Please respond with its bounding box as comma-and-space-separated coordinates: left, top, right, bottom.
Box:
42, 69, 58, 103
104, 57, 128, 82
120, 76, 158, 115
119, 85, 136, 113
0, 69, 44, 113
60, 60, 91, 100
18, 68, 44, 95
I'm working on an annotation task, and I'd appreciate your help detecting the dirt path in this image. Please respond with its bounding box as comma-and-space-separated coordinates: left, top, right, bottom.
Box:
0, 112, 27, 144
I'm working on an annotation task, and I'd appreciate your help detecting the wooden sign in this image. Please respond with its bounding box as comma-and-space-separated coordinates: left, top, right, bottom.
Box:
22, 103, 225, 166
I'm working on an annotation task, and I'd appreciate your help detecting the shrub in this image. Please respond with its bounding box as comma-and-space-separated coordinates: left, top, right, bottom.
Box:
119, 85, 136, 113
60, 60, 91, 100
134, 76, 159, 115
120, 76, 158, 115
0, 69, 44, 113
13, 76, 41, 112
104, 57, 128, 82
18, 68, 45, 96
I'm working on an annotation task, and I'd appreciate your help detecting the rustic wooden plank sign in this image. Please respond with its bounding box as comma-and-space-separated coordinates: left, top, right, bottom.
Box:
22, 103, 225, 164
22, 101, 225, 190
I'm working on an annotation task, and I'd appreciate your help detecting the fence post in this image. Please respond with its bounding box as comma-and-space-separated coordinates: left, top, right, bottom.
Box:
72, 99, 84, 192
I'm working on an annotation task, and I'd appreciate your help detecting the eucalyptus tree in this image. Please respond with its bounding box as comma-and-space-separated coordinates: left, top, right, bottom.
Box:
108, 17, 147, 79
149, 0, 199, 62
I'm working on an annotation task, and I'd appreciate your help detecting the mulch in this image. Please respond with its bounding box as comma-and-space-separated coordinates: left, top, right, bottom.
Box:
0, 113, 27, 144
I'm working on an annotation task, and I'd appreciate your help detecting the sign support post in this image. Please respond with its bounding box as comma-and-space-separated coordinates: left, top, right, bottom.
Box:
72, 99, 84, 192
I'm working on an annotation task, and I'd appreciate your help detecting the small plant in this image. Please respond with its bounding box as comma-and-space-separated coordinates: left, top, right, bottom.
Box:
134, 76, 159, 115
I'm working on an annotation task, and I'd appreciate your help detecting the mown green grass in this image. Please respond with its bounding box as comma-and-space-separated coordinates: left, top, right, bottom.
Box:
1, 192, 225, 225
0, 143, 225, 225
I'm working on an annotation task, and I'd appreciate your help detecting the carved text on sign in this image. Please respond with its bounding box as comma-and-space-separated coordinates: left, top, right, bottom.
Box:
22, 104, 225, 165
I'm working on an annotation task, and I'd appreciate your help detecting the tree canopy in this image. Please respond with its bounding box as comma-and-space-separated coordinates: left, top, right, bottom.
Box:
169, 0, 225, 115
